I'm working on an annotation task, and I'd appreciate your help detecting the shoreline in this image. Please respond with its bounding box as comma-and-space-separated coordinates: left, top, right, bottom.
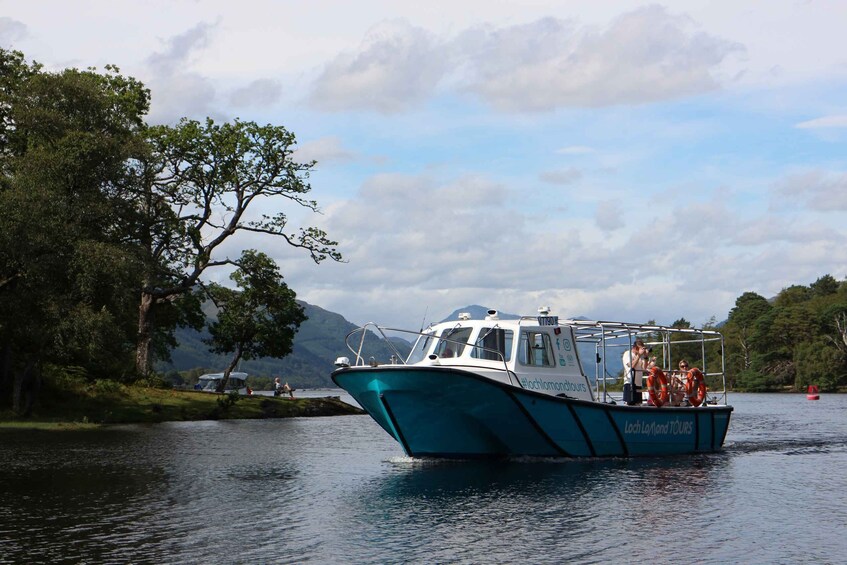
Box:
0, 386, 364, 430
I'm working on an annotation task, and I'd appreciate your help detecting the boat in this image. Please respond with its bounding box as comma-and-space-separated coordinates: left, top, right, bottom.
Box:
806, 385, 820, 400
195, 371, 250, 393
331, 308, 733, 459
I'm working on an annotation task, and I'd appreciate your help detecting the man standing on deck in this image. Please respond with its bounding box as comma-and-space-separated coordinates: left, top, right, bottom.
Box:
622, 339, 649, 405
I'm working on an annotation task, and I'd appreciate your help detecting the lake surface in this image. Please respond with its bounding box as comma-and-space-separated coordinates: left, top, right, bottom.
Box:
2, 393, 846, 564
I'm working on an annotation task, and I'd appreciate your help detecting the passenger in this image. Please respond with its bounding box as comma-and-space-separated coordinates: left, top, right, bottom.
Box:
441, 347, 454, 358
622, 339, 650, 405
670, 360, 690, 406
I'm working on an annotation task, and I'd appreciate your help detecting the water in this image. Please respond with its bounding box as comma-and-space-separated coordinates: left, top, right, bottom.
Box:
1, 393, 846, 564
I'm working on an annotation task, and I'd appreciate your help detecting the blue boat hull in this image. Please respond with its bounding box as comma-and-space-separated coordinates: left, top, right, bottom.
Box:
332, 366, 733, 458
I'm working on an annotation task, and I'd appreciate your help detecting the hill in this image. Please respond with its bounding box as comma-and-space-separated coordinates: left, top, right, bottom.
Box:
158, 302, 412, 388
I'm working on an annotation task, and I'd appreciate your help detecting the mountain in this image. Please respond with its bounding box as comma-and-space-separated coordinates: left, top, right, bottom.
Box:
158, 302, 412, 388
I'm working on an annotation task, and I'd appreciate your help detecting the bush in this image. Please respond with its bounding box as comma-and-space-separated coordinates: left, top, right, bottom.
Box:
134, 374, 172, 389
43, 365, 90, 395
92, 379, 125, 394
735, 368, 780, 392
216, 390, 241, 411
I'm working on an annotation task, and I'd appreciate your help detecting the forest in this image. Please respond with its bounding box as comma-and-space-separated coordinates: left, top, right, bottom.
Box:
643, 274, 847, 393
720, 274, 847, 392
1, 48, 845, 419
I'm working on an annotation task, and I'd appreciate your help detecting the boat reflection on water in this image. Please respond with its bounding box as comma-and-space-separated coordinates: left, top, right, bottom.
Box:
339, 454, 729, 563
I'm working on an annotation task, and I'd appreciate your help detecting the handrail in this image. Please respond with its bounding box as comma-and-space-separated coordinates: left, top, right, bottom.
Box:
563, 318, 728, 406
341, 318, 727, 405
345, 322, 410, 366
342, 324, 521, 387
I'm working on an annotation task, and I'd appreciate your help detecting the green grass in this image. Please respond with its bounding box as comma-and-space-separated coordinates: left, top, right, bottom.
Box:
0, 385, 363, 429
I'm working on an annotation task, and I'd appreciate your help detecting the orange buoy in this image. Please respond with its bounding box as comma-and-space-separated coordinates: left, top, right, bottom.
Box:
685, 368, 707, 407
647, 367, 670, 407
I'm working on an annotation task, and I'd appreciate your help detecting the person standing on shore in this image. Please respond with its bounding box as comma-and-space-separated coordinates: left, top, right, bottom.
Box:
282, 382, 294, 399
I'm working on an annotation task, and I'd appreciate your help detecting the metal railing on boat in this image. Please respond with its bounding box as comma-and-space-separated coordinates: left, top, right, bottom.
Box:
562, 319, 728, 406
343, 323, 521, 387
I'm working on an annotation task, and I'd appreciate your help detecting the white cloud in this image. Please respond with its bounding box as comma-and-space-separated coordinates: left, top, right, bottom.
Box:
453, 6, 742, 111
539, 167, 582, 185
595, 199, 622, 232
309, 19, 449, 113
795, 115, 847, 129
774, 170, 847, 212
144, 22, 220, 124
0, 17, 27, 45
257, 164, 847, 331
229, 79, 282, 108
146, 21, 217, 74
307, 7, 742, 114
294, 136, 359, 165
3, 0, 845, 333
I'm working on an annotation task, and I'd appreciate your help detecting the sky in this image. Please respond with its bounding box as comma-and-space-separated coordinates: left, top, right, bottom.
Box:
2, 0, 847, 329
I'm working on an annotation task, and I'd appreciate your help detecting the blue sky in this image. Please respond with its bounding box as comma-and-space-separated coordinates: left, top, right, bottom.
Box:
2, 0, 846, 329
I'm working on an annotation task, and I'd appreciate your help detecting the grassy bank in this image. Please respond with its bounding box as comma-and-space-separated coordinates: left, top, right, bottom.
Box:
0, 385, 363, 429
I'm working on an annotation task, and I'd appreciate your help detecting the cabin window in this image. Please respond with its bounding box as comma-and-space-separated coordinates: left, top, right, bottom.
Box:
407, 332, 436, 364
518, 331, 555, 367
471, 327, 513, 361
434, 327, 472, 358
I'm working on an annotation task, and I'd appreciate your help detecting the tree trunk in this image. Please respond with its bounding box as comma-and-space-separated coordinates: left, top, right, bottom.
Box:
135, 291, 155, 377
12, 358, 39, 417
0, 344, 12, 409
216, 347, 242, 393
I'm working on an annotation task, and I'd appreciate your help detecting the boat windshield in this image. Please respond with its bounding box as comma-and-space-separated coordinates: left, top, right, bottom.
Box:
434, 327, 473, 358
470, 327, 513, 361
407, 332, 436, 364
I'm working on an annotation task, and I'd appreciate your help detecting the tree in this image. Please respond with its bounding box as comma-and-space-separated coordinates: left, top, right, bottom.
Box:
667, 317, 701, 367
130, 118, 341, 376
820, 304, 847, 358
0, 50, 149, 412
204, 250, 306, 392
810, 274, 839, 297
723, 292, 771, 377
794, 339, 845, 392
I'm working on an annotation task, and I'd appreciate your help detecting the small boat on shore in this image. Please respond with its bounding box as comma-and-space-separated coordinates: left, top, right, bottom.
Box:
195, 372, 250, 394
806, 385, 820, 400
332, 308, 733, 459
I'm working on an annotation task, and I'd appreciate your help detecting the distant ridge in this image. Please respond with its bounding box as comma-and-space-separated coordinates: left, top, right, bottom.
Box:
159, 301, 411, 388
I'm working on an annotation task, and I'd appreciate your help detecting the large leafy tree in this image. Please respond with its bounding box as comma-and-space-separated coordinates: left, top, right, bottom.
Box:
204, 250, 306, 392
0, 49, 149, 412
722, 292, 771, 379
130, 118, 341, 376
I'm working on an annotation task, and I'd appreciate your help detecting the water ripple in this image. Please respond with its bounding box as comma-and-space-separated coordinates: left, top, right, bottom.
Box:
2, 393, 847, 563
